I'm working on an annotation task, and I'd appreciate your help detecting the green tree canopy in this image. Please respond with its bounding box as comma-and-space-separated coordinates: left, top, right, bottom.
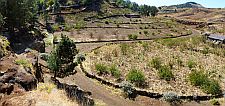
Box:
0, 0, 38, 35
48, 34, 78, 77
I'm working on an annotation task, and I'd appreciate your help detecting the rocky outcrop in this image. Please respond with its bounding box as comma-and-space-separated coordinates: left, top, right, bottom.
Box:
0, 66, 37, 95
29, 40, 45, 53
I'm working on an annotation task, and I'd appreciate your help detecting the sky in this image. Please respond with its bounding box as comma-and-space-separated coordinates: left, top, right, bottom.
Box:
129, 0, 225, 8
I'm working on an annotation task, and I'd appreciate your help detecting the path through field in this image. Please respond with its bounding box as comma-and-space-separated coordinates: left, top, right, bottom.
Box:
58, 68, 143, 106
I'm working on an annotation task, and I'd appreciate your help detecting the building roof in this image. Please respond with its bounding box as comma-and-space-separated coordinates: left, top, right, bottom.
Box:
208, 34, 225, 41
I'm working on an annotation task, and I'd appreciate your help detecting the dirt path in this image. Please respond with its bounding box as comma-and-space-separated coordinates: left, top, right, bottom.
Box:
58, 68, 142, 106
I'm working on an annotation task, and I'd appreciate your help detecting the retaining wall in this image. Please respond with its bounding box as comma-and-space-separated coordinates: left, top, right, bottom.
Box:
51, 77, 95, 106
80, 65, 224, 101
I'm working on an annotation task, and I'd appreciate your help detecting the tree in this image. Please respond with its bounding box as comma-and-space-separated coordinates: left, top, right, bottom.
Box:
139, 5, 151, 16
149, 6, 159, 16
48, 34, 78, 77
0, 0, 38, 35
47, 51, 60, 78
139, 5, 159, 16
56, 34, 78, 64
131, 2, 139, 11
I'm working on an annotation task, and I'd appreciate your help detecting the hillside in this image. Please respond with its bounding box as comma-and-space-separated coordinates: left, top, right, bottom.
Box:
1, 0, 225, 106
161, 2, 204, 9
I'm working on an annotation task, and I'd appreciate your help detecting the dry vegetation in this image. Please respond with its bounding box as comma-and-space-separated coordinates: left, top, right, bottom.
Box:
0, 83, 78, 106
55, 16, 193, 42
83, 36, 225, 96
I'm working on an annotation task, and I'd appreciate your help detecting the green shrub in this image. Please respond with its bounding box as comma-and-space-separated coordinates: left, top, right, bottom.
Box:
150, 57, 162, 70
120, 43, 129, 55
202, 47, 209, 54
152, 32, 155, 36
128, 34, 138, 40
126, 69, 146, 87
186, 30, 193, 35
201, 80, 222, 95
52, 24, 60, 31
109, 65, 121, 78
64, 24, 72, 32
95, 63, 109, 75
188, 70, 222, 95
15, 59, 32, 68
210, 99, 220, 105
141, 42, 149, 51
189, 70, 208, 86
158, 65, 174, 81
187, 60, 197, 69
105, 21, 109, 24
74, 21, 86, 29
143, 30, 149, 36
166, 33, 173, 37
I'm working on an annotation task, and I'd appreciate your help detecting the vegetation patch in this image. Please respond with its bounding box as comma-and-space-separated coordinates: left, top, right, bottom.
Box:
188, 70, 222, 95
128, 34, 138, 40
158, 65, 174, 81
95, 63, 109, 76
15, 59, 32, 68
109, 65, 121, 78
150, 57, 162, 70
126, 69, 146, 87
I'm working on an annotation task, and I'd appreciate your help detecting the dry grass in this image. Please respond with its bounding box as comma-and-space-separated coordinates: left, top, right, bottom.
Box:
83, 37, 225, 96
0, 83, 78, 106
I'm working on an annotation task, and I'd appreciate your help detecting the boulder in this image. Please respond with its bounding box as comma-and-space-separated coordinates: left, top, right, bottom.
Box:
29, 40, 45, 53
0, 66, 37, 94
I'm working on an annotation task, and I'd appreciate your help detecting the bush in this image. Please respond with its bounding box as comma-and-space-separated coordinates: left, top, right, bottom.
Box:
143, 30, 149, 36
150, 57, 162, 70
188, 70, 222, 95
187, 60, 197, 69
189, 70, 208, 86
166, 33, 173, 37
95, 63, 109, 75
126, 69, 146, 87
128, 34, 138, 40
158, 65, 174, 81
120, 43, 129, 55
64, 24, 72, 31
201, 80, 222, 95
163, 92, 180, 103
15, 59, 32, 68
74, 21, 86, 29
141, 42, 149, 51
105, 21, 109, 24
210, 99, 220, 105
202, 47, 209, 55
109, 65, 121, 78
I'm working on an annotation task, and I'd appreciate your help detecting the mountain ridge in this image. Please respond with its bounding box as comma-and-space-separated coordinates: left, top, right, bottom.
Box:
161, 2, 204, 9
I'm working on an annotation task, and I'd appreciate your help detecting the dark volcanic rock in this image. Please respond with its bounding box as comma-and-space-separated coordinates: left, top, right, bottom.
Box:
0, 66, 37, 94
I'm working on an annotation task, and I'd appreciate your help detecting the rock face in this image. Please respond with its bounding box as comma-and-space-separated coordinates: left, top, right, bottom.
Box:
29, 40, 45, 53
0, 66, 37, 95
